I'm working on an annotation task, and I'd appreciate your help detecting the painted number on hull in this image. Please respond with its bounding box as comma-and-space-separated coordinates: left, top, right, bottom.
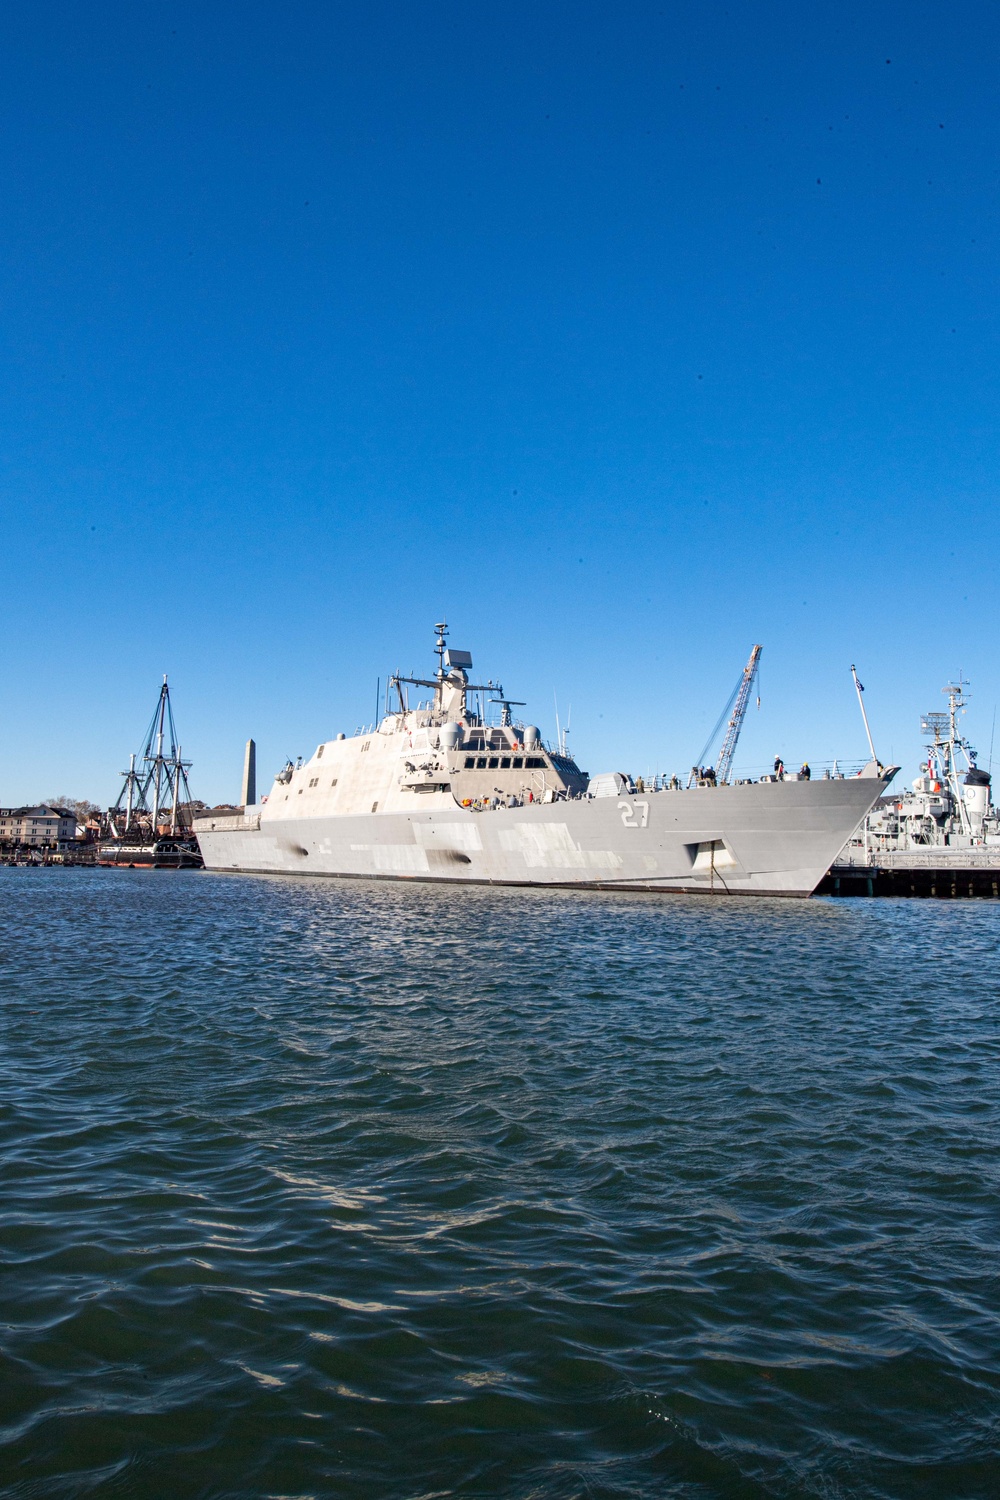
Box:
618, 800, 649, 829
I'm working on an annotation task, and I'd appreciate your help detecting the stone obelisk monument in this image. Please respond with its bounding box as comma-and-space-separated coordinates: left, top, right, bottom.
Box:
241, 738, 256, 808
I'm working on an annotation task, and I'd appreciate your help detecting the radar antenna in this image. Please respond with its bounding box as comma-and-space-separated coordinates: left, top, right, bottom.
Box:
491, 695, 526, 728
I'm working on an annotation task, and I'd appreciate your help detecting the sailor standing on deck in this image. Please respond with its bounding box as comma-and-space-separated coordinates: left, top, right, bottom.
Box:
774, 756, 785, 780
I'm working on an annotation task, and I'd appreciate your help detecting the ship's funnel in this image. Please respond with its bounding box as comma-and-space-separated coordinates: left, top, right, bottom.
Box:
964, 767, 991, 829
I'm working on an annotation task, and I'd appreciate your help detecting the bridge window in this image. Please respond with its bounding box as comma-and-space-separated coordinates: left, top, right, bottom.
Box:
513, 756, 523, 768
488, 757, 499, 769
476, 756, 487, 769
500, 756, 511, 769
464, 757, 476, 769
525, 757, 545, 769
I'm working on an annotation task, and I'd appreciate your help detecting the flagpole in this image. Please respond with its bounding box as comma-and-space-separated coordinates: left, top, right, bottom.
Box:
850, 664, 878, 763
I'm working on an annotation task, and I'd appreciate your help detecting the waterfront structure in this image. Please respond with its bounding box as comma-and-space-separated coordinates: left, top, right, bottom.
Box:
194, 626, 895, 897
0, 806, 77, 850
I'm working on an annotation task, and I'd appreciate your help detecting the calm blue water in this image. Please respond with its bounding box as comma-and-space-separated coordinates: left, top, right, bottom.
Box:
1, 869, 998, 1499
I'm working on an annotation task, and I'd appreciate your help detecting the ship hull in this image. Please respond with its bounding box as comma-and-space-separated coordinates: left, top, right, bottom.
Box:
195, 775, 892, 897
96, 840, 203, 870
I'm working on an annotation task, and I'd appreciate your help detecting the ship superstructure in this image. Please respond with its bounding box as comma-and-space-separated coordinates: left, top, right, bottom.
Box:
194, 626, 896, 897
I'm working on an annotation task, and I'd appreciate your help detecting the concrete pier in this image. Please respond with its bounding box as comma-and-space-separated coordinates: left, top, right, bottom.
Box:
820, 862, 1000, 899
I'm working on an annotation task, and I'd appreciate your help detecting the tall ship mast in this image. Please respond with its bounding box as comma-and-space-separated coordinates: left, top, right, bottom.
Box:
193, 624, 896, 897
99, 678, 203, 869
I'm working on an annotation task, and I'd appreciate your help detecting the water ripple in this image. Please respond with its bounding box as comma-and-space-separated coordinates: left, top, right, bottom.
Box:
1, 870, 999, 1498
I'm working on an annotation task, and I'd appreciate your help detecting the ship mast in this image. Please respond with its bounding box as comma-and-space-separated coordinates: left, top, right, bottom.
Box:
124, 753, 136, 832
945, 677, 972, 835
108, 677, 195, 839
919, 677, 974, 836
151, 677, 167, 830
389, 624, 500, 726
434, 620, 448, 702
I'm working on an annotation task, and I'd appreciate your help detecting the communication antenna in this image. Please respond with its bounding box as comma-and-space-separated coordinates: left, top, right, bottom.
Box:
989, 706, 996, 774
434, 621, 448, 679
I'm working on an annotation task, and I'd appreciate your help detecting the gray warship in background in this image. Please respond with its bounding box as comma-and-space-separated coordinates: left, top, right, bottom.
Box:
194, 627, 896, 897
833, 678, 1000, 879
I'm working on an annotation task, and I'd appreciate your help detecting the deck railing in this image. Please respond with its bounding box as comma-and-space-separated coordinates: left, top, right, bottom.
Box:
193, 812, 261, 833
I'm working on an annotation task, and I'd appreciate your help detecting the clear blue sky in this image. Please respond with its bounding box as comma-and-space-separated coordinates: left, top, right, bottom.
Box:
3, 2, 997, 805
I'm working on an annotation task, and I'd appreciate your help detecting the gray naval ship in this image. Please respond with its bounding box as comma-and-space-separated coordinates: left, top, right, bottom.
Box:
194, 627, 896, 897
835, 677, 1000, 874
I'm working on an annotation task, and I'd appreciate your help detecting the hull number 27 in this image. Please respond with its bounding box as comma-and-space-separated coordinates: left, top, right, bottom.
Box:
617, 800, 649, 829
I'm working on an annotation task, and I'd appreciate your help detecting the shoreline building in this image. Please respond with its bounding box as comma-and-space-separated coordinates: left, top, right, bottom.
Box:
0, 806, 78, 851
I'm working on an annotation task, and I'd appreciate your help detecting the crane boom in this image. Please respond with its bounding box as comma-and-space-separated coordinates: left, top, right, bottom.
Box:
716, 645, 762, 784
